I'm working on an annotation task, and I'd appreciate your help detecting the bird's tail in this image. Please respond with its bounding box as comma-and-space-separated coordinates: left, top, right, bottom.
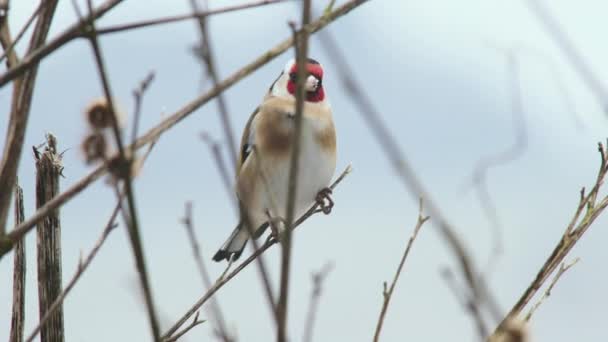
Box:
212, 222, 249, 262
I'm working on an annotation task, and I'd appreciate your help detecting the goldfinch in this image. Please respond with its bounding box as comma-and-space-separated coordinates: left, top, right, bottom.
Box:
213, 58, 336, 262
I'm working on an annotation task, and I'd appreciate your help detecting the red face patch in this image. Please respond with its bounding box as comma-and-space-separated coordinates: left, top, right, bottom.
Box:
286, 63, 325, 102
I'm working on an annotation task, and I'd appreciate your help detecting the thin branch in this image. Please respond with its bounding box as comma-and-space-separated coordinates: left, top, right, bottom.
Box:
181, 202, 232, 342
25, 204, 120, 342
524, 258, 580, 321
373, 199, 429, 342
0, 0, 369, 260
302, 262, 333, 342
277, 2, 311, 339
162, 165, 352, 341
96, 0, 289, 35
164, 312, 206, 342
493, 142, 608, 334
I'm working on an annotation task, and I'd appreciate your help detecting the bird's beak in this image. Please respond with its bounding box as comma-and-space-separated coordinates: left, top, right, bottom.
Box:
305, 75, 320, 92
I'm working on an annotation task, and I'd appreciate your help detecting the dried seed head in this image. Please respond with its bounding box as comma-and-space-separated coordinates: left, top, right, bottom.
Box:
81, 132, 108, 164
84, 98, 113, 130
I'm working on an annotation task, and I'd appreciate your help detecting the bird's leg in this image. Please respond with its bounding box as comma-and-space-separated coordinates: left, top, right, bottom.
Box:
315, 187, 334, 214
265, 209, 286, 243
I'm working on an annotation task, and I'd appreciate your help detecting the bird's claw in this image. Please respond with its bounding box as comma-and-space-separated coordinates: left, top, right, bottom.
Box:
315, 187, 334, 215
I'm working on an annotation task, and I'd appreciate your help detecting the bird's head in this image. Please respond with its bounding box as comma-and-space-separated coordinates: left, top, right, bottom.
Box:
269, 58, 326, 103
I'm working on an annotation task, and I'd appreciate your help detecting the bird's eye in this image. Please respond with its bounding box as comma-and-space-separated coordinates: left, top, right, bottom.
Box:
289, 72, 297, 82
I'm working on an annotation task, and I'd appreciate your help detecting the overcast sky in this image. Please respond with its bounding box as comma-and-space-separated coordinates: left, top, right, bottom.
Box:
2, 1, 608, 341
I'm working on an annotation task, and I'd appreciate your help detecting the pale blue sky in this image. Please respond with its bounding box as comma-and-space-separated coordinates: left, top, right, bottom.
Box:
2, 1, 608, 341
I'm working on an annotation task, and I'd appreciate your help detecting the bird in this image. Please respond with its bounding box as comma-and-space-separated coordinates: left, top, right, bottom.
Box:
212, 57, 337, 262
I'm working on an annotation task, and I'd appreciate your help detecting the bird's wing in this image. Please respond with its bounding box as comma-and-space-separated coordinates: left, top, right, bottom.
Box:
238, 106, 260, 171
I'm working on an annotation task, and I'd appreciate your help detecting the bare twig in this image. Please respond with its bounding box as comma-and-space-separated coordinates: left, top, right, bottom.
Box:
0, 0, 369, 260
302, 263, 333, 342
10, 182, 26, 342
164, 312, 206, 342
524, 258, 580, 321
162, 165, 352, 340
373, 199, 429, 342
131, 71, 156, 150
493, 142, 608, 334
181, 202, 232, 341
526, 0, 608, 111
35, 133, 65, 342
277, 2, 311, 340
25, 204, 120, 342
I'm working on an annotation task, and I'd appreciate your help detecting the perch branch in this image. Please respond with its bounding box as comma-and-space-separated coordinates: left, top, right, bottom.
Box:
161, 165, 351, 341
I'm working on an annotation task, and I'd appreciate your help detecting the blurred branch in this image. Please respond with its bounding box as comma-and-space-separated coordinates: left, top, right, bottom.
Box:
441, 267, 489, 340
1, 0, 368, 262
162, 165, 352, 341
10, 182, 25, 342
190, 0, 238, 171
96, 0, 289, 35
79, 0, 161, 338
200, 133, 236, 211
0, 0, 291, 86
181, 202, 232, 341
524, 257, 579, 321
278, 2, 311, 340
316, 21, 501, 335
493, 141, 608, 335
302, 262, 333, 342
0, 1, 43, 65
470, 50, 527, 278
526, 0, 608, 112
373, 199, 428, 342
0, 0, 123, 87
